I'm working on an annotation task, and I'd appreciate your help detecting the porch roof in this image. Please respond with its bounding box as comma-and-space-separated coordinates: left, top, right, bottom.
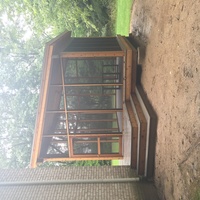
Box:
30, 31, 72, 168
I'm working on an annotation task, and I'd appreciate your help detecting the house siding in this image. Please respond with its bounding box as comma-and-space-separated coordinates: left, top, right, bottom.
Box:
0, 166, 141, 200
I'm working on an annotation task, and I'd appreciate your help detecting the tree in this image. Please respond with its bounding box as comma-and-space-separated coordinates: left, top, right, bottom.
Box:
0, 0, 115, 168
0, 8, 47, 168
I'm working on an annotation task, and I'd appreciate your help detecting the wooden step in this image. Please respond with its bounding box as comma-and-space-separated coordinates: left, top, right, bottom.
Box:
125, 35, 157, 179
125, 101, 138, 169
130, 93, 147, 176
136, 85, 157, 179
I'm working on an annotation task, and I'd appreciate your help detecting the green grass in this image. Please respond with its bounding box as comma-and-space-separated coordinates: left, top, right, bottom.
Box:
192, 189, 200, 200
115, 0, 134, 35
112, 160, 120, 166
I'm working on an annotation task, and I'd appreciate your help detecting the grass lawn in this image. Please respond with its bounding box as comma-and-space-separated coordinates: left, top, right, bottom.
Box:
115, 0, 134, 35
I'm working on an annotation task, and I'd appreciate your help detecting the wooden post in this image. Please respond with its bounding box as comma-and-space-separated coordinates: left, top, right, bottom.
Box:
60, 58, 71, 157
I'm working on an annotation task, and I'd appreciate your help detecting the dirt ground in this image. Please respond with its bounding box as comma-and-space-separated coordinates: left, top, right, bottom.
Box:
130, 0, 200, 199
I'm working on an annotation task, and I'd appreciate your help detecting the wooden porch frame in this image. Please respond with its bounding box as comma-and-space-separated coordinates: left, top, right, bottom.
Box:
43, 156, 123, 162
30, 32, 128, 168
69, 134, 122, 159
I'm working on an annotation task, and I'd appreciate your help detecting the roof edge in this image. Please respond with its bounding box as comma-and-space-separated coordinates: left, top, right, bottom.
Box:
30, 31, 71, 168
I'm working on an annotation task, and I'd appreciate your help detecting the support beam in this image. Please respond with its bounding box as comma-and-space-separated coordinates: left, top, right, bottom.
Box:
46, 109, 123, 114
60, 58, 71, 157
43, 133, 122, 138
60, 51, 124, 58
51, 83, 123, 87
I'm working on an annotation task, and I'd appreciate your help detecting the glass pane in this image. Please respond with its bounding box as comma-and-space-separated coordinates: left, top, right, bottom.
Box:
68, 113, 121, 134
43, 113, 67, 135
64, 58, 122, 84
73, 137, 98, 155
100, 137, 120, 154
47, 142, 68, 155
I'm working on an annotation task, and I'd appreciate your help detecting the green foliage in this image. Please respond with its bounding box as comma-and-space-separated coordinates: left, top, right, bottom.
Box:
0, 21, 44, 168
21, 0, 116, 37
0, 0, 117, 168
74, 160, 111, 166
38, 160, 111, 167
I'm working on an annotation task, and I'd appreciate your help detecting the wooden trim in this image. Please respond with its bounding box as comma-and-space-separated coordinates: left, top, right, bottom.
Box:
98, 137, 101, 155
43, 156, 123, 162
42, 133, 123, 138
69, 133, 122, 137
30, 31, 72, 168
72, 154, 98, 158
100, 139, 120, 143
99, 154, 123, 157
30, 45, 53, 168
46, 109, 123, 114
69, 138, 74, 157
67, 109, 123, 113
60, 51, 124, 58
68, 154, 123, 158
69, 128, 119, 132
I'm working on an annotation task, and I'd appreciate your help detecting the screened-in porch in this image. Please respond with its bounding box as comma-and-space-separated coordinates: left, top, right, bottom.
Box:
41, 57, 124, 160
30, 31, 156, 178
30, 31, 137, 167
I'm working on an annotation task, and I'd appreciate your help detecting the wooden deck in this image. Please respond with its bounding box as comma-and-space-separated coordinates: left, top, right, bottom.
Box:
120, 35, 157, 179
135, 85, 157, 178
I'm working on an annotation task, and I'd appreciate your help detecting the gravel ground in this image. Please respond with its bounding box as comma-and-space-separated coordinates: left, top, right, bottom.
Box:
130, 0, 200, 199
